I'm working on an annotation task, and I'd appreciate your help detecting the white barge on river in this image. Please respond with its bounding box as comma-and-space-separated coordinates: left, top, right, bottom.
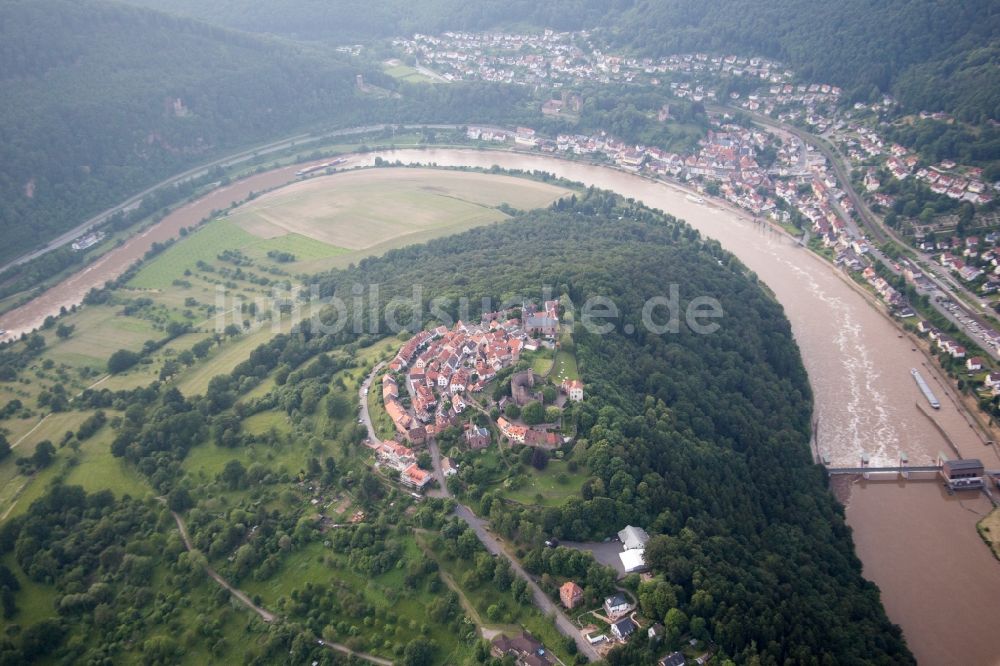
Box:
911, 368, 940, 409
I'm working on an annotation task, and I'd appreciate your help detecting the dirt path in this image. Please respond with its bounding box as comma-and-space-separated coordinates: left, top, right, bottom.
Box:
168, 507, 395, 663
169, 509, 276, 622
414, 531, 509, 640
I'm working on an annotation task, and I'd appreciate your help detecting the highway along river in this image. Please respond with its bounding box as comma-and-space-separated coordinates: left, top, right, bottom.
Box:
3, 147, 999, 664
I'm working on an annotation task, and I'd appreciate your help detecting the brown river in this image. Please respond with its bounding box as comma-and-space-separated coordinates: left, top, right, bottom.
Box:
3, 148, 999, 664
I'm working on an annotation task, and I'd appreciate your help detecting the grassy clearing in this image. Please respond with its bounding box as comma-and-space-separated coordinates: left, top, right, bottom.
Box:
528, 350, 555, 377
62, 424, 151, 499
242, 537, 472, 665
552, 350, 580, 383
383, 62, 437, 84
0, 414, 151, 520
129, 220, 259, 289
1, 553, 59, 628
229, 168, 568, 252
129, 219, 347, 290
174, 310, 310, 397
182, 426, 307, 481
43, 305, 161, 370
503, 460, 588, 507
367, 387, 397, 442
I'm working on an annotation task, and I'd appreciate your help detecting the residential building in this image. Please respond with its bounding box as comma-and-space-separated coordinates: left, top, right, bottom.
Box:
659, 653, 687, 666
611, 617, 637, 642
560, 581, 584, 609
401, 464, 432, 490
490, 633, 556, 666
604, 593, 630, 619
563, 379, 584, 401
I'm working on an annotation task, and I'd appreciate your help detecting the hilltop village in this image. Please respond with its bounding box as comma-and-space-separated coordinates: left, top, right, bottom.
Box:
367, 301, 583, 489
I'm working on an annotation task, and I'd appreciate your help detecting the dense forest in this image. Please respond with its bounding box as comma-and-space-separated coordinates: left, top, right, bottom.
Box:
124, 0, 622, 41
0, 189, 912, 662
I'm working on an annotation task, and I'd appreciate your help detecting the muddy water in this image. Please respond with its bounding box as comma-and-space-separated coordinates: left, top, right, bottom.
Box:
5, 147, 1000, 663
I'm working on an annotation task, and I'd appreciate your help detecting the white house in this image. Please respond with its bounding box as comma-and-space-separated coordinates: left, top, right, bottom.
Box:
563, 379, 584, 402
611, 617, 637, 642
603, 593, 630, 619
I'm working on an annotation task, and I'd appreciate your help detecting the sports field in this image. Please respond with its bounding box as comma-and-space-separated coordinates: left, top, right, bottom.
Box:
383, 61, 437, 84
227, 168, 570, 254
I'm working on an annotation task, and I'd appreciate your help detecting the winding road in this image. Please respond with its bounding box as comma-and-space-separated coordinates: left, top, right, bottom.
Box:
359, 364, 600, 662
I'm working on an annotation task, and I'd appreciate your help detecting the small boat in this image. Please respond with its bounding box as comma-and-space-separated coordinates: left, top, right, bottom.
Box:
686, 194, 705, 204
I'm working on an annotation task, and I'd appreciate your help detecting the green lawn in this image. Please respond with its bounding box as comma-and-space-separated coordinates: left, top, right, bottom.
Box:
502, 460, 588, 507
182, 427, 309, 481
129, 219, 347, 290
552, 350, 580, 383
1, 553, 59, 628
367, 388, 396, 442
43, 305, 162, 371
63, 425, 152, 499
242, 410, 292, 436
383, 63, 437, 84
527, 349, 555, 377
174, 309, 311, 397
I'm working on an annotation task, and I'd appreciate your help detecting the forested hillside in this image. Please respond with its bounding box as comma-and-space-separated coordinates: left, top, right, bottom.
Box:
608, 0, 999, 122
124, 0, 618, 41
0, 188, 912, 662
312, 189, 911, 663
132, 0, 999, 123
0, 0, 365, 263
